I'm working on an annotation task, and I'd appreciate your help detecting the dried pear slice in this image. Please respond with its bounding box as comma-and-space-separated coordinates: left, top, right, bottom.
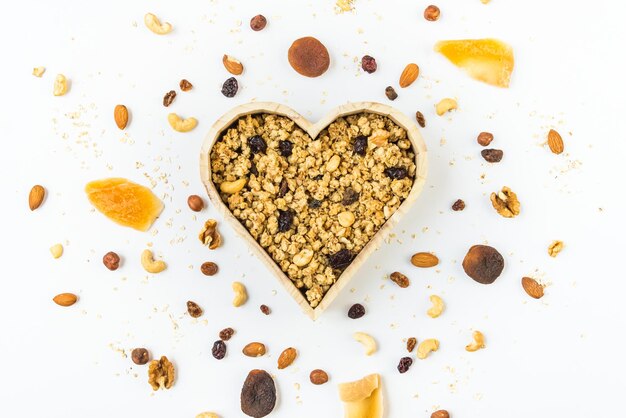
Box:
338, 374, 383, 418
434, 38, 514, 88
85, 178, 164, 232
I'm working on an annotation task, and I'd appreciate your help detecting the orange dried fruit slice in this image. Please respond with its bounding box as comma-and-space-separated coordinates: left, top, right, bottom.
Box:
434, 38, 514, 88
85, 178, 163, 232
338, 374, 383, 418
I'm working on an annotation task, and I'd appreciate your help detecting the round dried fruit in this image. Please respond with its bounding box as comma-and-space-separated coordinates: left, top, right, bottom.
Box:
260, 304, 271, 315
201, 261, 218, 276
221, 77, 238, 97
452, 199, 465, 211
277, 209, 294, 232
477, 131, 494, 146
187, 195, 204, 212
309, 369, 329, 385
163, 90, 176, 107
385, 86, 398, 101
219, 327, 234, 341
327, 249, 355, 270
462, 245, 505, 284
431, 410, 450, 418
179, 79, 193, 91
397, 356, 413, 373
424, 5, 441, 21
187, 301, 203, 318
131, 348, 150, 365
361, 55, 377, 73
353, 135, 368, 156
348, 303, 365, 319
384, 167, 408, 180
250, 14, 267, 31
407, 337, 417, 353
288, 36, 330, 78
241, 369, 276, 417
278, 140, 293, 157
212, 340, 227, 360
248, 135, 267, 154
481, 149, 504, 163
103, 251, 120, 271
277, 178, 289, 198
390, 271, 410, 288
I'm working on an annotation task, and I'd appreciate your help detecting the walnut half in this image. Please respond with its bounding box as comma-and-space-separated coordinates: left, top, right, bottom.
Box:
199, 219, 222, 249
148, 356, 175, 391
490, 186, 520, 218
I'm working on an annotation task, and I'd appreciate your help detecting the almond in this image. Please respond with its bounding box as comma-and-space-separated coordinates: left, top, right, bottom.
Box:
29, 185, 46, 211
521, 277, 544, 299
242, 342, 266, 357
114, 104, 129, 130
277, 347, 297, 369
547, 129, 564, 154
53, 293, 78, 307
410, 252, 439, 268
399, 63, 419, 88
223, 55, 244, 75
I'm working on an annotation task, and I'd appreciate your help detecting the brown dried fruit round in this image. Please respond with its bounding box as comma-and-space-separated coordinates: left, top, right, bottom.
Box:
103, 251, 120, 271
219, 327, 235, 341
424, 5, 441, 21
250, 14, 267, 31
481, 149, 504, 163
477, 132, 494, 146
361, 55, 377, 73
310, 369, 329, 385
390, 271, 410, 288
385, 86, 398, 101
187, 195, 204, 212
131, 347, 150, 365
187, 300, 203, 318
407, 337, 417, 353
462, 245, 504, 284
260, 304, 271, 315
431, 410, 450, 418
452, 199, 465, 211
241, 369, 276, 417
288, 37, 330, 78
179, 79, 193, 91
201, 262, 218, 276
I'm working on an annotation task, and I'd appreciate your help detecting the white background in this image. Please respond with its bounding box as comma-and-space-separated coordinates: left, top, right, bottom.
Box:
1, 0, 624, 417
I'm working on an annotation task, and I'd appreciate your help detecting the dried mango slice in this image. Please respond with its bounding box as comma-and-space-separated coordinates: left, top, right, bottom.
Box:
85, 178, 163, 232
434, 38, 514, 88
338, 374, 383, 418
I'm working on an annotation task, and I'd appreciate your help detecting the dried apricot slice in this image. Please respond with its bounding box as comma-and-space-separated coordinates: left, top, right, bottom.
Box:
434, 38, 514, 88
85, 178, 163, 232
338, 373, 383, 418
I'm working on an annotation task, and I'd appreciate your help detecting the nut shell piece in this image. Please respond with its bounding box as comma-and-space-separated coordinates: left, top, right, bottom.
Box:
462, 245, 504, 284
288, 37, 330, 77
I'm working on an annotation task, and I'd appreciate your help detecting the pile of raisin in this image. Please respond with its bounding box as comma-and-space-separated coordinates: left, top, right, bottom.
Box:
353, 135, 367, 156
221, 77, 238, 97
277, 178, 288, 197
277, 209, 294, 232
278, 140, 293, 157
327, 249, 355, 270
248, 135, 267, 154
219, 327, 234, 341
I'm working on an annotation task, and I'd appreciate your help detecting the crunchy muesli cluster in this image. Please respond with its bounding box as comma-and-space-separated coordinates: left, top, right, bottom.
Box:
210, 112, 416, 307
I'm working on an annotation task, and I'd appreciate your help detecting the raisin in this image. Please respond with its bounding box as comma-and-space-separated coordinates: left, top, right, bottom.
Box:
477, 132, 494, 146
308, 197, 322, 208
248, 135, 267, 154
260, 304, 271, 315
186, 300, 203, 318
385, 86, 398, 101
384, 167, 408, 180
327, 249, 355, 270
278, 140, 293, 157
406, 337, 417, 353
250, 162, 259, 177
221, 77, 238, 97
131, 348, 150, 365
219, 327, 234, 341
313, 174, 324, 180
481, 149, 504, 163
212, 340, 227, 360
452, 199, 465, 211
179, 79, 193, 91
390, 271, 410, 288
240, 369, 276, 417
342, 188, 360, 206
415, 111, 426, 128
277, 209, 294, 232
163, 90, 176, 107
250, 15, 267, 31
353, 135, 368, 156
277, 178, 288, 197
348, 303, 365, 319
201, 261, 219, 276
361, 55, 377, 73
397, 356, 413, 373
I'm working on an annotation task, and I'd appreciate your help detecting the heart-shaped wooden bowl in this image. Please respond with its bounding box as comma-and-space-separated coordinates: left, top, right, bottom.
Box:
200, 102, 427, 320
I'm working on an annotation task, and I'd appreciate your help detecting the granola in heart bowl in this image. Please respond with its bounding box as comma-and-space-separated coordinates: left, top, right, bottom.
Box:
200, 102, 427, 318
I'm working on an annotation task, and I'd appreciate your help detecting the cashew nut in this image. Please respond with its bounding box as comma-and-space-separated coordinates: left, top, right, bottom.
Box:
196, 413, 220, 418
435, 98, 458, 116
427, 295, 444, 318
232, 282, 248, 307
326, 155, 341, 172
417, 338, 439, 359
293, 248, 314, 267
53, 74, 68, 96
219, 178, 247, 194
338, 211, 355, 227
353, 332, 377, 356
141, 249, 167, 273
465, 330, 486, 352
167, 113, 197, 132
50, 243, 64, 259
144, 13, 173, 35
33, 67, 45, 77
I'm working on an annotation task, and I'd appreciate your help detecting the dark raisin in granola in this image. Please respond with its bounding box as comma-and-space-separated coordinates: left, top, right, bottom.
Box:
277, 209, 294, 232
250, 162, 259, 177
277, 178, 289, 197
212, 340, 227, 360
342, 188, 360, 206
327, 249, 355, 270
353, 135, 368, 156
384, 167, 408, 180
221, 77, 238, 97
248, 135, 267, 154
348, 303, 365, 319
308, 197, 322, 208
397, 356, 413, 373
278, 140, 293, 157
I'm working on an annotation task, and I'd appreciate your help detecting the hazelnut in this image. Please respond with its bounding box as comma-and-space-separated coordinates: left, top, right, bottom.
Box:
288, 37, 330, 78
477, 132, 494, 146
424, 5, 441, 21
250, 14, 267, 31
103, 251, 121, 271
187, 194, 204, 212
462, 245, 504, 284
131, 348, 150, 365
